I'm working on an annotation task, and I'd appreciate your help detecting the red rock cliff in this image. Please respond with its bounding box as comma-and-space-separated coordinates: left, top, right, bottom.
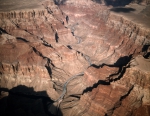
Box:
0, 0, 150, 116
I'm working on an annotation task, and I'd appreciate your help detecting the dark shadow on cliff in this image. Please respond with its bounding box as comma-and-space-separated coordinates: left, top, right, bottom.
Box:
83, 80, 110, 94
114, 55, 132, 66
93, 0, 133, 7
0, 85, 62, 116
108, 55, 132, 81
16, 37, 29, 43
53, 0, 67, 5
45, 64, 52, 77
83, 55, 132, 94
110, 7, 135, 13
54, 0, 146, 6
142, 45, 150, 58
91, 55, 132, 69
105, 0, 133, 7
0, 28, 9, 34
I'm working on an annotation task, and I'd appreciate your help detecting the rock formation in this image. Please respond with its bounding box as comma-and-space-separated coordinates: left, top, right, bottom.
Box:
0, 0, 150, 116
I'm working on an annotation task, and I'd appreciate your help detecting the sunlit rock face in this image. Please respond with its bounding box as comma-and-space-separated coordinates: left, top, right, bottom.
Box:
0, 0, 150, 116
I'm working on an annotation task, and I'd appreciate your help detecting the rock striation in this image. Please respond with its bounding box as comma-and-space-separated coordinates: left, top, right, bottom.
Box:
0, 0, 150, 116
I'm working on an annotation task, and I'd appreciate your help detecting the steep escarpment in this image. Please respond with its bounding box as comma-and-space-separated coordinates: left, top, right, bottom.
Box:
60, 2, 150, 66
0, 0, 150, 116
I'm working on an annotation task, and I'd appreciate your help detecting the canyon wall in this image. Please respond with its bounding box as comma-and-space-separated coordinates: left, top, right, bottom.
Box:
0, 0, 150, 116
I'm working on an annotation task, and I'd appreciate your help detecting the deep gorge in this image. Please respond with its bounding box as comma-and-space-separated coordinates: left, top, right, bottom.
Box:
0, 0, 150, 116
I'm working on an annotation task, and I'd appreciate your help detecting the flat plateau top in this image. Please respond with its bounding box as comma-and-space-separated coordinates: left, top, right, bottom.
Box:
110, 4, 150, 30
0, 0, 46, 12
0, 1, 150, 31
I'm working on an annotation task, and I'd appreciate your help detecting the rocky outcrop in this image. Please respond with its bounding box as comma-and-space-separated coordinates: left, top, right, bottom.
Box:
0, 0, 150, 116
60, 1, 150, 66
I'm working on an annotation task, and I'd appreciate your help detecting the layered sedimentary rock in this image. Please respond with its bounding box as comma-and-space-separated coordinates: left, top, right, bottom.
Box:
0, 0, 150, 116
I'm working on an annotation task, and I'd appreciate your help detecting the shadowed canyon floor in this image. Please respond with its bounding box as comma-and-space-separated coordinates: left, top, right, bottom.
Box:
0, 0, 150, 116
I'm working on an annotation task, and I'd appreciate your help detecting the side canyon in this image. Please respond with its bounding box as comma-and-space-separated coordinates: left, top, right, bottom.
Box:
0, 0, 150, 116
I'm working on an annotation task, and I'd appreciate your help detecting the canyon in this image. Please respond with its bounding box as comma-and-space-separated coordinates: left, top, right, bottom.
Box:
0, 0, 150, 116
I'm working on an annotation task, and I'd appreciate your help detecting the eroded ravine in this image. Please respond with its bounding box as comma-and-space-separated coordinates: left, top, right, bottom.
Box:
0, 0, 150, 116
